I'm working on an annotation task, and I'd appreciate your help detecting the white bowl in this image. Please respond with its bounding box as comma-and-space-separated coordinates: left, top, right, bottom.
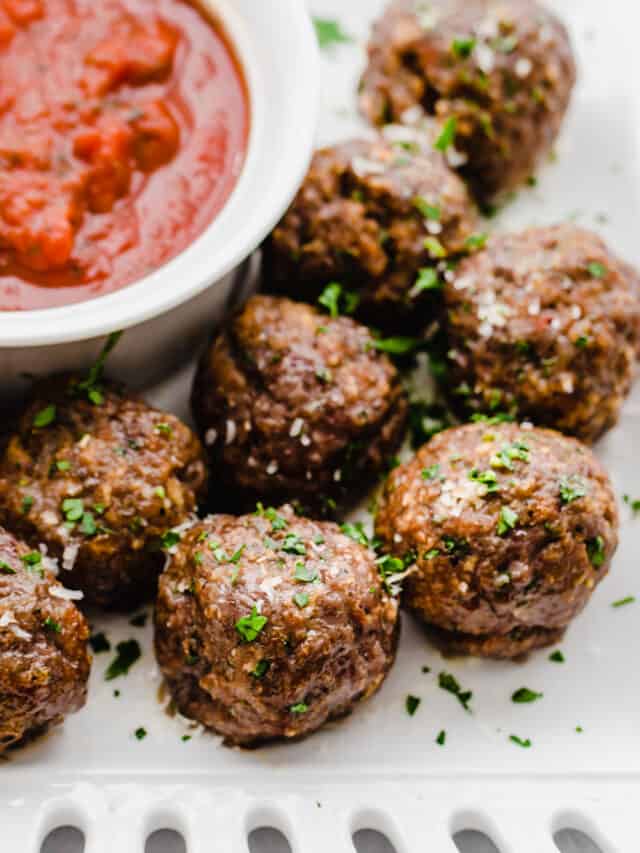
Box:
0, 0, 319, 396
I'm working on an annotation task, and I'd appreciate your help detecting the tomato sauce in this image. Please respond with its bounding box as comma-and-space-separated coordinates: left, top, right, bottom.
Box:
0, 0, 249, 310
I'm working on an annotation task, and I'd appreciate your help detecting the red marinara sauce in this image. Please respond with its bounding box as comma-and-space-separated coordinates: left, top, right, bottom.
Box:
0, 0, 249, 310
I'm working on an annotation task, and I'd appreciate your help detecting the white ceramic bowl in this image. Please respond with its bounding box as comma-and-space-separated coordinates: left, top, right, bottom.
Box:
0, 0, 319, 396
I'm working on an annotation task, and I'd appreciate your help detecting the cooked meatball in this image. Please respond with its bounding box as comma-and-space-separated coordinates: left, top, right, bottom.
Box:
376, 422, 618, 659
263, 136, 478, 328
0, 375, 208, 610
0, 526, 91, 751
192, 295, 409, 515
154, 505, 399, 746
443, 225, 640, 443
359, 0, 576, 201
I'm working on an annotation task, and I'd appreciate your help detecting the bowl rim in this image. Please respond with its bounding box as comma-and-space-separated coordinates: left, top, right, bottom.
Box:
0, 0, 319, 347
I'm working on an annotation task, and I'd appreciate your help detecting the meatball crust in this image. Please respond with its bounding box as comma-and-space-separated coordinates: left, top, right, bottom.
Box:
444, 225, 640, 443
154, 505, 399, 746
375, 423, 618, 659
359, 0, 576, 201
192, 295, 409, 514
0, 376, 208, 610
263, 136, 478, 328
0, 526, 91, 751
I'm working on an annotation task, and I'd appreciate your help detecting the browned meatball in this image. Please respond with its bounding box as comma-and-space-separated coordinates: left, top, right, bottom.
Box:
359, 0, 576, 201
0, 526, 91, 751
0, 376, 208, 610
263, 136, 478, 328
376, 423, 618, 659
192, 295, 409, 515
154, 505, 399, 746
443, 225, 640, 443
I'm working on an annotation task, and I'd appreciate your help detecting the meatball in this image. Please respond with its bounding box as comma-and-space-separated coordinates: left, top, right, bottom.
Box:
192, 295, 409, 515
376, 422, 618, 659
263, 136, 478, 328
154, 505, 399, 746
0, 375, 208, 610
359, 0, 576, 201
0, 526, 91, 751
443, 225, 640, 443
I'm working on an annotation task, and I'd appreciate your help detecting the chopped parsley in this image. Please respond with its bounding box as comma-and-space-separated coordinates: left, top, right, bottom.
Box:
43, 616, 62, 633
154, 422, 173, 437
424, 236, 446, 258
255, 504, 287, 531
491, 440, 530, 470
56, 460, 71, 472
559, 475, 588, 505
294, 562, 318, 583
465, 232, 489, 251
160, 530, 181, 550
62, 498, 84, 523
434, 116, 457, 152
424, 549, 440, 560
21, 495, 34, 514
0, 561, 16, 575
290, 703, 309, 714
509, 735, 532, 748
406, 695, 421, 716
105, 639, 141, 680
586, 536, 606, 568
134, 727, 147, 741
497, 506, 519, 536
422, 463, 441, 481
438, 671, 472, 711
469, 469, 499, 494
575, 335, 589, 349
442, 536, 469, 556
313, 16, 352, 49
588, 261, 607, 279
340, 522, 370, 547
235, 606, 268, 642
70, 331, 123, 405
251, 660, 270, 679
549, 650, 565, 663
293, 592, 310, 609
21, 551, 43, 575
612, 596, 635, 608
33, 405, 56, 428
413, 196, 441, 221
89, 632, 111, 653
451, 36, 476, 59
318, 282, 360, 318
623, 495, 640, 513
282, 533, 306, 556
412, 266, 441, 296
512, 688, 543, 704
370, 335, 419, 355
436, 729, 446, 746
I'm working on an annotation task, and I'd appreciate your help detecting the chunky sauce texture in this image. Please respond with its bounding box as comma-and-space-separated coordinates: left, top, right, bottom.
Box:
0, 0, 249, 310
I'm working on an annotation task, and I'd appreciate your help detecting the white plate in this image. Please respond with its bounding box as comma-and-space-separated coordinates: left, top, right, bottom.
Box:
5, 1, 640, 852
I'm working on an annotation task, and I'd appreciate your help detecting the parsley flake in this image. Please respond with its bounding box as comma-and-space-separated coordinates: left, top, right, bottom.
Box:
340, 522, 370, 547
33, 405, 56, 429
438, 671, 472, 711
235, 606, 268, 642
89, 632, 111, 653
436, 730, 446, 746
497, 506, 519, 536
406, 695, 421, 716
293, 592, 310, 609
434, 116, 457, 151
510, 735, 532, 748
313, 17, 352, 49
612, 596, 635, 608
549, 650, 565, 663
318, 282, 360, 318
559, 475, 588, 505
512, 687, 543, 704
290, 702, 309, 714
105, 639, 142, 680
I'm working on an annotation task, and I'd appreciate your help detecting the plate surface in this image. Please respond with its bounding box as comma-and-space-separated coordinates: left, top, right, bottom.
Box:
4, 1, 640, 851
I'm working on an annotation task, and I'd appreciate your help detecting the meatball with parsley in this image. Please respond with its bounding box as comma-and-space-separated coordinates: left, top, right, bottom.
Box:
263, 135, 478, 329
443, 225, 640, 442
154, 504, 399, 746
375, 422, 618, 659
192, 294, 409, 515
0, 369, 208, 610
359, 0, 576, 201
0, 526, 90, 751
